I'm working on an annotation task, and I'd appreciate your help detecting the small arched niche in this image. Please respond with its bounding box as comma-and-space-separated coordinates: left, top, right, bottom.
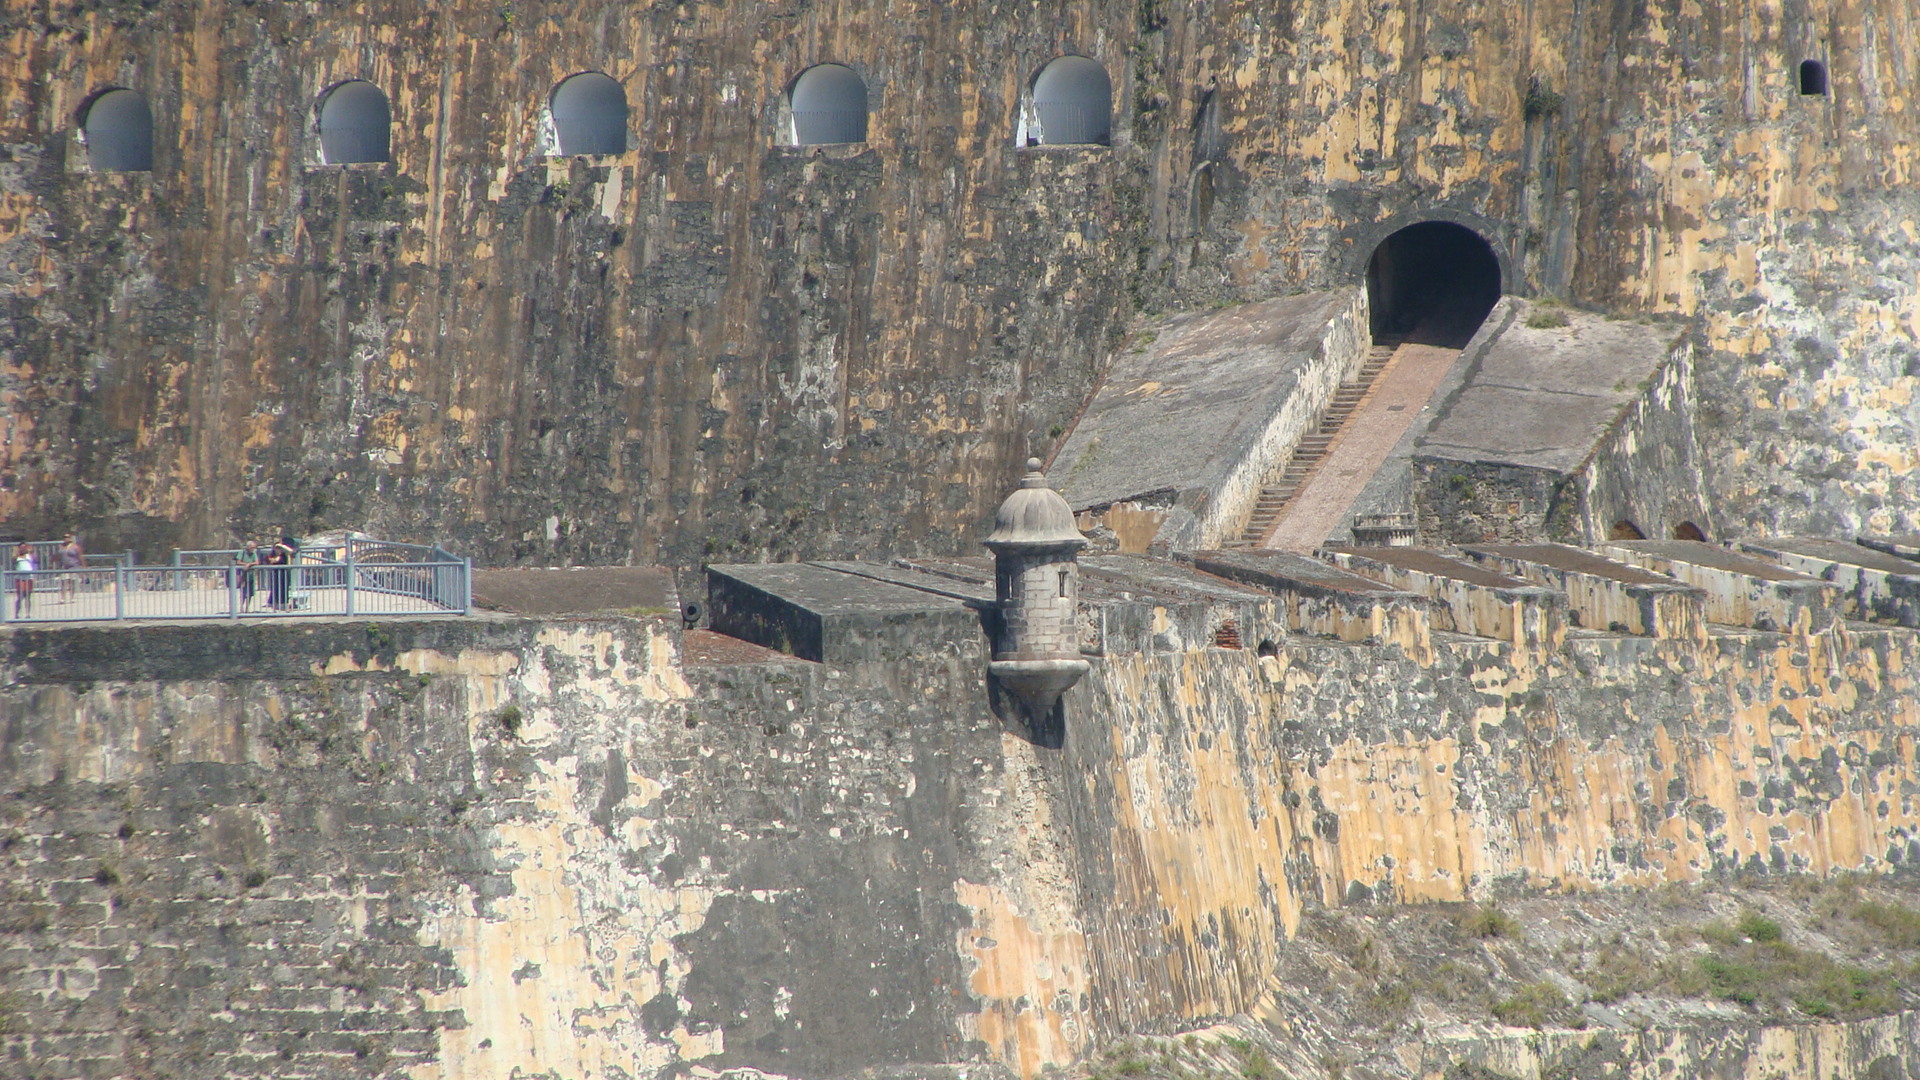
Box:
1798, 60, 1829, 96
1022, 56, 1111, 147
81, 88, 154, 172
1609, 520, 1647, 541
1365, 220, 1503, 347
551, 72, 629, 155
787, 64, 868, 145
318, 80, 392, 165
1672, 521, 1707, 541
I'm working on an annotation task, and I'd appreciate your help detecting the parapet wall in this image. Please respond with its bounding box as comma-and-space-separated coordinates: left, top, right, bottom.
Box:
5, 586, 1920, 1078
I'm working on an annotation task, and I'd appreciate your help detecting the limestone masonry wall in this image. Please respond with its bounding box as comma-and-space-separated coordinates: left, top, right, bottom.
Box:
4, 603, 1919, 1078
1, 0, 1914, 562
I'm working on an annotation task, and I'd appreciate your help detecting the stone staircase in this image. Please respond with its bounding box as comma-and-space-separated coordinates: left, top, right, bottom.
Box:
1230, 344, 1396, 548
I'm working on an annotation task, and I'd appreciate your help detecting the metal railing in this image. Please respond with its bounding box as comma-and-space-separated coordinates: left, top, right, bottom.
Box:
3, 551, 470, 625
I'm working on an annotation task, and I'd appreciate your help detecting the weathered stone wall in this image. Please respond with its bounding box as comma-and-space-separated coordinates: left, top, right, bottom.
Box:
0, 616, 1025, 1079
6, 605, 1920, 1078
2, 0, 1913, 564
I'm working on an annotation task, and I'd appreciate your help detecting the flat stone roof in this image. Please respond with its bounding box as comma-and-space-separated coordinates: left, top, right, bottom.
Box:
1466, 543, 1682, 587
1859, 535, 1920, 562
1191, 550, 1414, 596
1080, 555, 1273, 604
1324, 546, 1532, 589
709, 563, 970, 616
1605, 541, 1825, 583
1745, 537, 1920, 576
1052, 290, 1357, 510
1418, 302, 1678, 473
471, 566, 675, 615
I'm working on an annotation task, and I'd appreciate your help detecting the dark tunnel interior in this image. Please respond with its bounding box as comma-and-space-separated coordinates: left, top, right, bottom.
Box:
1366, 221, 1503, 348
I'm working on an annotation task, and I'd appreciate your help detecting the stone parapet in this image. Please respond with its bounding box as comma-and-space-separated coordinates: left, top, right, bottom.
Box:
1462, 542, 1708, 642
1322, 546, 1566, 656
1737, 537, 1920, 629
1601, 540, 1844, 634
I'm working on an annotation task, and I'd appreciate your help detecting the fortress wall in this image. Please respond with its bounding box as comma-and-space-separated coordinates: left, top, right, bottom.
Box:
1, 0, 1914, 563
7, 612, 1920, 1078
1052, 624, 1920, 1042
0, 617, 1036, 1079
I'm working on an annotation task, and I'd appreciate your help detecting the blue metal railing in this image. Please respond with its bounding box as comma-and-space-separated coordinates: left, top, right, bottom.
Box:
4, 545, 470, 625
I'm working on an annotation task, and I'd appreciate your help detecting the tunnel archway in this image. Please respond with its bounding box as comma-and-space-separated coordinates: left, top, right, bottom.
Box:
1365, 221, 1502, 347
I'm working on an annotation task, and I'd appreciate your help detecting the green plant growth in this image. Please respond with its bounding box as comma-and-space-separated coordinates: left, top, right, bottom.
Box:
495, 704, 523, 738
1491, 981, 1568, 1028
1683, 913, 1905, 1019
1525, 307, 1570, 329
1458, 904, 1521, 939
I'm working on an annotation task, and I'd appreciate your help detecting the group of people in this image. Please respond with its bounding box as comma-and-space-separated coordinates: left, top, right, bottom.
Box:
10, 534, 85, 617
238, 536, 302, 611
7, 534, 304, 618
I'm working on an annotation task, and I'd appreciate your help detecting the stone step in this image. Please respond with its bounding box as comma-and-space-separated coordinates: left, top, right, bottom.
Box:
1238, 341, 1405, 546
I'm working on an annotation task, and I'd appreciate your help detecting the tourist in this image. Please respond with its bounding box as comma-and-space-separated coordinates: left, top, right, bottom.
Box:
237, 539, 261, 610
57, 534, 83, 604
261, 537, 287, 610
11, 542, 33, 618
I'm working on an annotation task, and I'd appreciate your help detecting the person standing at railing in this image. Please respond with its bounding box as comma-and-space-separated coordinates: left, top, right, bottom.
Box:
237, 539, 261, 610
11, 542, 34, 617
261, 537, 290, 611
57, 534, 83, 604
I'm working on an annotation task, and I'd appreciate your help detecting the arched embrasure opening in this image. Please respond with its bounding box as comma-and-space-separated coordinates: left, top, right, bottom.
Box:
82, 88, 153, 172
1609, 520, 1647, 540
1365, 221, 1502, 348
1798, 60, 1829, 96
551, 72, 628, 155
1673, 521, 1707, 541
317, 80, 391, 164
1022, 56, 1111, 146
787, 64, 868, 145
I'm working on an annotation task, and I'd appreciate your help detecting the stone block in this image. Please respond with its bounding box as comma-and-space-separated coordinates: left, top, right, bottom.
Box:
1601, 540, 1843, 633
1321, 546, 1565, 653
1189, 548, 1432, 654
1462, 542, 1706, 641
1738, 537, 1920, 628
707, 562, 984, 665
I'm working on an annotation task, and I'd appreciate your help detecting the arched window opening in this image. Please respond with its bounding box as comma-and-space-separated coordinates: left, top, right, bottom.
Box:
1673, 521, 1707, 541
1798, 60, 1829, 96
1609, 520, 1647, 541
1024, 56, 1111, 146
787, 64, 867, 145
1365, 221, 1502, 348
551, 72, 629, 155
82, 88, 154, 172
318, 80, 391, 165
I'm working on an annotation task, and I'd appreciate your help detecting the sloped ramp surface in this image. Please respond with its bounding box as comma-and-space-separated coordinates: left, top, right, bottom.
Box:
1053, 289, 1369, 551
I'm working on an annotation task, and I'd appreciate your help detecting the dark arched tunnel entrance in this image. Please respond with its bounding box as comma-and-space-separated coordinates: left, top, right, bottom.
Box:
1366, 221, 1502, 348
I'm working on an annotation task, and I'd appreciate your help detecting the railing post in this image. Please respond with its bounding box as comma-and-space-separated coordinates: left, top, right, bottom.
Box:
463, 558, 472, 614
114, 564, 126, 621
345, 550, 356, 617
228, 565, 239, 620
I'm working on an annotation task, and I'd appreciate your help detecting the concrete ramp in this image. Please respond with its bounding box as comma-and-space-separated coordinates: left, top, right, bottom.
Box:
1336, 299, 1702, 546
1052, 289, 1370, 552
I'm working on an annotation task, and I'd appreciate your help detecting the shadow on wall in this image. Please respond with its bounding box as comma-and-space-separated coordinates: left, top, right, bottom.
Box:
1367, 221, 1502, 348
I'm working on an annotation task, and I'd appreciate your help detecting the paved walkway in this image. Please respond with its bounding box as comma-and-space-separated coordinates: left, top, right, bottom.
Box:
1259, 344, 1461, 551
